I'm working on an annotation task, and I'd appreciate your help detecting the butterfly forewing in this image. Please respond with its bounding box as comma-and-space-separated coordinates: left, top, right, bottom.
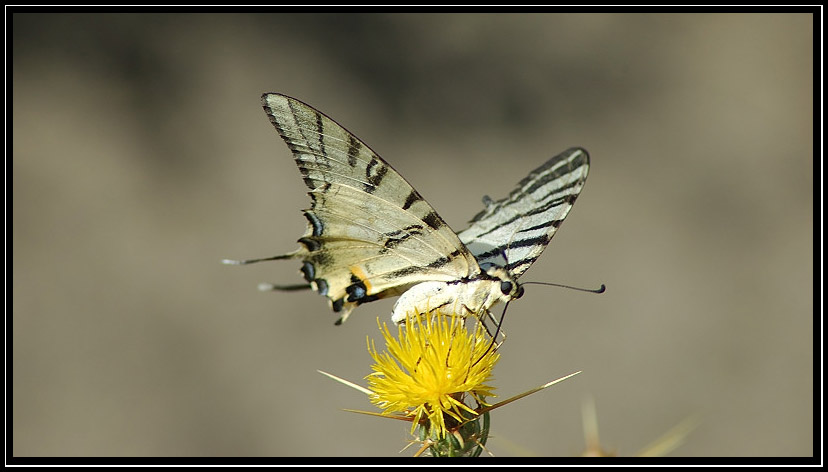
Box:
261, 93, 481, 317
458, 148, 590, 277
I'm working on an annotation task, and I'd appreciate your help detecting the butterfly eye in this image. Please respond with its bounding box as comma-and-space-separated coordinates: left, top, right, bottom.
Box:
500, 281, 513, 295
514, 285, 524, 299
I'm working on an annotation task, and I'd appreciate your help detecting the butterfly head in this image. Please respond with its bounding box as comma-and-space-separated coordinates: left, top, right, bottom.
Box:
485, 266, 524, 302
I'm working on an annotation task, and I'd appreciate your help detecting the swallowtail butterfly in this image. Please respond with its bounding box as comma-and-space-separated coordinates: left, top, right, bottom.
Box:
225, 93, 591, 325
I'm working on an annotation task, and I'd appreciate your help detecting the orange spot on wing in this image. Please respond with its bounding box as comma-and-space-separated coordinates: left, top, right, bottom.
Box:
350, 265, 373, 293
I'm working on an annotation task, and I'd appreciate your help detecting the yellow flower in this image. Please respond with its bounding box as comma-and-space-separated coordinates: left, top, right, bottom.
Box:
319, 307, 580, 456
366, 312, 499, 442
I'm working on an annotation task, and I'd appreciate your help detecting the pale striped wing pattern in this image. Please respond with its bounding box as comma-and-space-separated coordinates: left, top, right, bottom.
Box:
230, 93, 590, 324
457, 148, 590, 277
260, 93, 482, 323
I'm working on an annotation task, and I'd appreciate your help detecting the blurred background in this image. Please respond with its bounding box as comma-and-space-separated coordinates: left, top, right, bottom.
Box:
11, 13, 815, 458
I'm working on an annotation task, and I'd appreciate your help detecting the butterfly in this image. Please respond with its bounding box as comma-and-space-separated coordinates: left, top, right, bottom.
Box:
225, 93, 591, 325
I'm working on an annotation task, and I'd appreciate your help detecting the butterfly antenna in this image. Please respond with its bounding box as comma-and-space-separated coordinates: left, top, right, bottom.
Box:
522, 281, 606, 294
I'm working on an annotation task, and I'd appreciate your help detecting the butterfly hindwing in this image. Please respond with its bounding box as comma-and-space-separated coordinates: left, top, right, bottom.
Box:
458, 147, 590, 277
261, 93, 481, 322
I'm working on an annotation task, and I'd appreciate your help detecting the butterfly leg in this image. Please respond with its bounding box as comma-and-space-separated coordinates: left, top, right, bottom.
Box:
474, 309, 506, 349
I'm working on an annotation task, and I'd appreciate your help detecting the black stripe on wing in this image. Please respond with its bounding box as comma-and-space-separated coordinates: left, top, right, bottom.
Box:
458, 147, 590, 277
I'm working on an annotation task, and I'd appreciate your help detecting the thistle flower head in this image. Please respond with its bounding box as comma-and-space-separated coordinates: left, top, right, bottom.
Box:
366, 312, 499, 442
